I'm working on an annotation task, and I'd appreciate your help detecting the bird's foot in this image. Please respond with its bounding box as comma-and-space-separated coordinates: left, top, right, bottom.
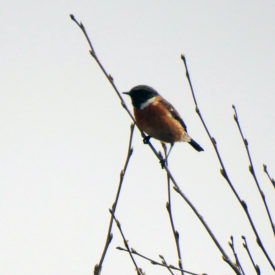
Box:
158, 151, 167, 169
160, 158, 167, 169
143, 135, 151, 144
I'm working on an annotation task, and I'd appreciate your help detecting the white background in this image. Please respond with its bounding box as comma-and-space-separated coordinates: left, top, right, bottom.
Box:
1, 1, 274, 274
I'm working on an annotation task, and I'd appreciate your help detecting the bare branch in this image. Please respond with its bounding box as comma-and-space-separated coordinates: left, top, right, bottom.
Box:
159, 254, 176, 275
242, 236, 261, 274
117, 246, 203, 275
70, 15, 167, 168
110, 210, 144, 275
263, 164, 275, 189
228, 236, 245, 275
162, 143, 184, 274
233, 105, 275, 236
94, 124, 135, 274
173, 185, 241, 274
181, 54, 275, 271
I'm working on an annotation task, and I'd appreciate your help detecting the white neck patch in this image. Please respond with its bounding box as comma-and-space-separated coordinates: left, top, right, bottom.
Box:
139, 97, 155, 110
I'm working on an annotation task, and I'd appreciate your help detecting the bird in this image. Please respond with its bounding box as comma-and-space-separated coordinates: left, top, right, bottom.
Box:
123, 85, 203, 157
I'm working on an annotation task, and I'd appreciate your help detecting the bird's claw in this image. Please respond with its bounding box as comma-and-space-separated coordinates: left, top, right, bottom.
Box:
160, 158, 168, 169
143, 135, 151, 144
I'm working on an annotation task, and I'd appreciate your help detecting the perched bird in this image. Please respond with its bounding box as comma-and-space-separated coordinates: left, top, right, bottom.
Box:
123, 85, 203, 156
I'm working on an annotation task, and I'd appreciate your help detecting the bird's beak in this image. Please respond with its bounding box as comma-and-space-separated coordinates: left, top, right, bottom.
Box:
123, 91, 131, 95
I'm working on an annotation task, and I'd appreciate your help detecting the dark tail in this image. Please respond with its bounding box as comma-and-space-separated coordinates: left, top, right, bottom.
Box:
189, 138, 204, 152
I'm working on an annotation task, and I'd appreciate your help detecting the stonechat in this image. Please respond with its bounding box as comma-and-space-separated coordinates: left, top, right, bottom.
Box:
124, 85, 203, 156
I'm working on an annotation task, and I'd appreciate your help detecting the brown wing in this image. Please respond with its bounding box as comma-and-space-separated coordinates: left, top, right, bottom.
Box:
159, 98, 187, 132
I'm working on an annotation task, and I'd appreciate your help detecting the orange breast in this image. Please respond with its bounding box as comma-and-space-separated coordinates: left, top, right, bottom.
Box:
134, 98, 187, 143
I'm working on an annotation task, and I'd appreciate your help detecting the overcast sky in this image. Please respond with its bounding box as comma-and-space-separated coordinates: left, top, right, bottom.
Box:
1, 1, 274, 275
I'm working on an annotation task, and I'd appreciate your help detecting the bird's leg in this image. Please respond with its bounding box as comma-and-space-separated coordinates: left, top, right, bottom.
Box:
143, 135, 151, 144
160, 143, 174, 168
159, 143, 166, 168
166, 143, 174, 160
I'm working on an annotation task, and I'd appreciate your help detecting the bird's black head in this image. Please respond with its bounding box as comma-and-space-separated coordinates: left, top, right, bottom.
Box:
123, 85, 159, 109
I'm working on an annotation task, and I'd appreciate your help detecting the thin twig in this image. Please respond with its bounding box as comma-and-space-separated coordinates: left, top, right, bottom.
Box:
94, 124, 135, 274
242, 236, 261, 274
228, 236, 245, 275
117, 246, 203, 275
172, 185, 241, 274
233, 105, 275, 236
159, 255, 176, 275
70, 15, 166, 167
70, 16, 125, 109
181, 54, 275, 271
70, 16, 240, 274
110, 210, 144, 275
263, 164, 275, 189
162, 143, 184, 274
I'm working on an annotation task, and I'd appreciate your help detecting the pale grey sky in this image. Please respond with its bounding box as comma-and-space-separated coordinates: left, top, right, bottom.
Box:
0, 1, 274, 274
